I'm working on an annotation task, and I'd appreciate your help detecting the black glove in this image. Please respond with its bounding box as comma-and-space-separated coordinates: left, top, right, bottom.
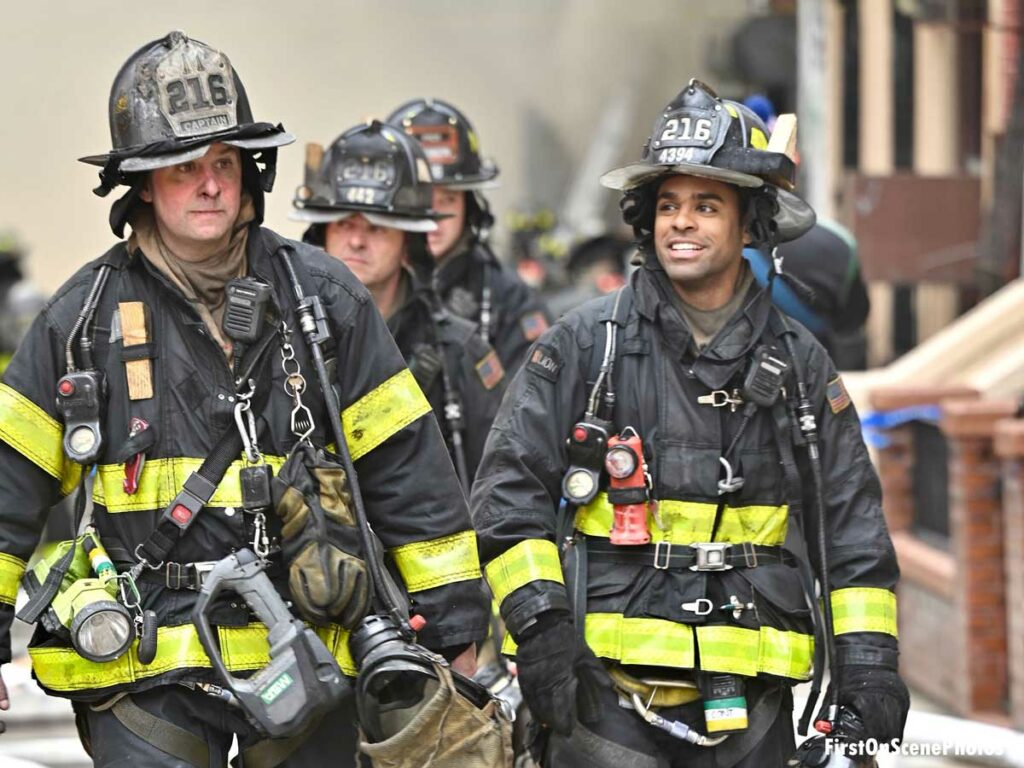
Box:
514, 611, 606, 736
838, 665, 910, 745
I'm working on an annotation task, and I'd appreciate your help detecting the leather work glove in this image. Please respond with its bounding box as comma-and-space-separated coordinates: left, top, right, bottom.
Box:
838, 665, 910, 746
515, 611, 607, 737
273, 443, 370, 628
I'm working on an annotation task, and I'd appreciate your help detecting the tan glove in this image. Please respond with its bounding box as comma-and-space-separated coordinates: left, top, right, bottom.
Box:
274, 443, 370, 627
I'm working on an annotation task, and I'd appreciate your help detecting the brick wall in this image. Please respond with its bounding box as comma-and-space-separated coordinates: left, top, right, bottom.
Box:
867, 387, 973, 708
941, 398, 1018, 718
995, 418, 1024, 729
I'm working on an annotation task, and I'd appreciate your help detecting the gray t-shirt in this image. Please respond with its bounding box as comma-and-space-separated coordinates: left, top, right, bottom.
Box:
672, 265, 755, 352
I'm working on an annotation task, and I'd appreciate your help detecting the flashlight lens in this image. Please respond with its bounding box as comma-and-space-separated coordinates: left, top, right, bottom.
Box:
605, 446, 637, 479
75, 608, 133, 661
564, 469, 596, 502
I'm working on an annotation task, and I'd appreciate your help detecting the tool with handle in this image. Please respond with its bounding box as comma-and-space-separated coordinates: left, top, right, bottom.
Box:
192, 548, 349, 738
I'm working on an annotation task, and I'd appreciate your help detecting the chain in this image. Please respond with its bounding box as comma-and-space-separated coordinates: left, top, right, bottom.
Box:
280, 323, 315, 443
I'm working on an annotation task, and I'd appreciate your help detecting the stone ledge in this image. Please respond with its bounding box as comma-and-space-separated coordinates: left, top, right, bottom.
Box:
941, 399, 1020, 439
869, 385, 977, 413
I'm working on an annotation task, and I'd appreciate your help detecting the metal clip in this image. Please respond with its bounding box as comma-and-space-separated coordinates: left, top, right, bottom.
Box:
717, 457, 745, 495
681, 599, 714, 616
252, 511, 270, 560
233, 399, 260, 465
697, 389, 744, 412
721, 594, 756, 621
689, 542, 732, 571
653, 541, 672, 570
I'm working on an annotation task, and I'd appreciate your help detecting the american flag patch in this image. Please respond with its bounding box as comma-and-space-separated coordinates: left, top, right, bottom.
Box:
476, 349, 505, 390
520, 311, 549, 341
827, 375, 851, 414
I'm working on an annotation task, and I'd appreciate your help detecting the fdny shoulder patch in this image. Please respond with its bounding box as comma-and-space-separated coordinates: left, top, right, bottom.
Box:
827, 375, 851, 414
520, 311, 549, 342
527, 344, 561, 382
475, 349, 505, 391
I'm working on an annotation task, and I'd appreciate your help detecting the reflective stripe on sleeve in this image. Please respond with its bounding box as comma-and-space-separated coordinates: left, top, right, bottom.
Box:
29, 621, 357, 692
574, 492, 787, 546
831, 587, 898, 637
484, 539, 564, 606
0, 382, 81, 493
391, 530, 481, 593
0, 552, 27, 606
343, 369, 432, 461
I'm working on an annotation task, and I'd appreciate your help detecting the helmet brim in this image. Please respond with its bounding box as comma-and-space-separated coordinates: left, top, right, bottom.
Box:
599, 162, 765, 192
438, 176, 502, 192
288, 207, 439, 233
601, 162, 815, 243
79, 131, 295, 171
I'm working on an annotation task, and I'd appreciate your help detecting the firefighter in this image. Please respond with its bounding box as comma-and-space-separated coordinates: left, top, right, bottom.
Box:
386, 99, 552, 374
472, 79, 908, 766
0, 32, 487, 767
293, 121, 506, 490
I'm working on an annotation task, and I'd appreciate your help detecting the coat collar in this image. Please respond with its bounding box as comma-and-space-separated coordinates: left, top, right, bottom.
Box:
634, 255, 773, 389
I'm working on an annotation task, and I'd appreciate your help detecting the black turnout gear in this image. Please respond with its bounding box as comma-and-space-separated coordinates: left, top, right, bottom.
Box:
0, 227, 489, 699
472, 258, 902, 763
435, 242, 552, 375
387, 270, 505, 486
385, 98, 552, 375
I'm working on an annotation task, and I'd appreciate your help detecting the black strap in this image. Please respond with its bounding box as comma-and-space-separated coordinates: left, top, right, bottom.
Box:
17, 473, 90, 624
135, 328, 278, 567
586, 540, 793, 570
101, 694, 210, 767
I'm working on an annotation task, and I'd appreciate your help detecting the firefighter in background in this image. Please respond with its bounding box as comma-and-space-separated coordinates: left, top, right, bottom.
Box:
293, 121, 506, 490
472, 80, 908, 766
386, 99, 552, 374
0, 32, 487, 766
0, 232, 46, 375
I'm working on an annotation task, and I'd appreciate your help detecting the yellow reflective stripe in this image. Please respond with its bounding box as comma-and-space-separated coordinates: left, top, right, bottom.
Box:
343, 369, 431, 461
485, 539, 564, 606
0, 353, 11, 375
585, 613, 696, 668
696, 625, 760, 676
93, 454, 288, 513
715, 505, 788, 546
315, 624, 357, 676
391, 530, 481, 593
502, 613, 812, 680
696, 625, 812, 680
0, 382, 81, 493
575, 493, 787, 545
575, 493, 716, 543
0, 552, 26, 606
831, 587, 898, 637
758, 626, 814, 679
29, 621, 356, 692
